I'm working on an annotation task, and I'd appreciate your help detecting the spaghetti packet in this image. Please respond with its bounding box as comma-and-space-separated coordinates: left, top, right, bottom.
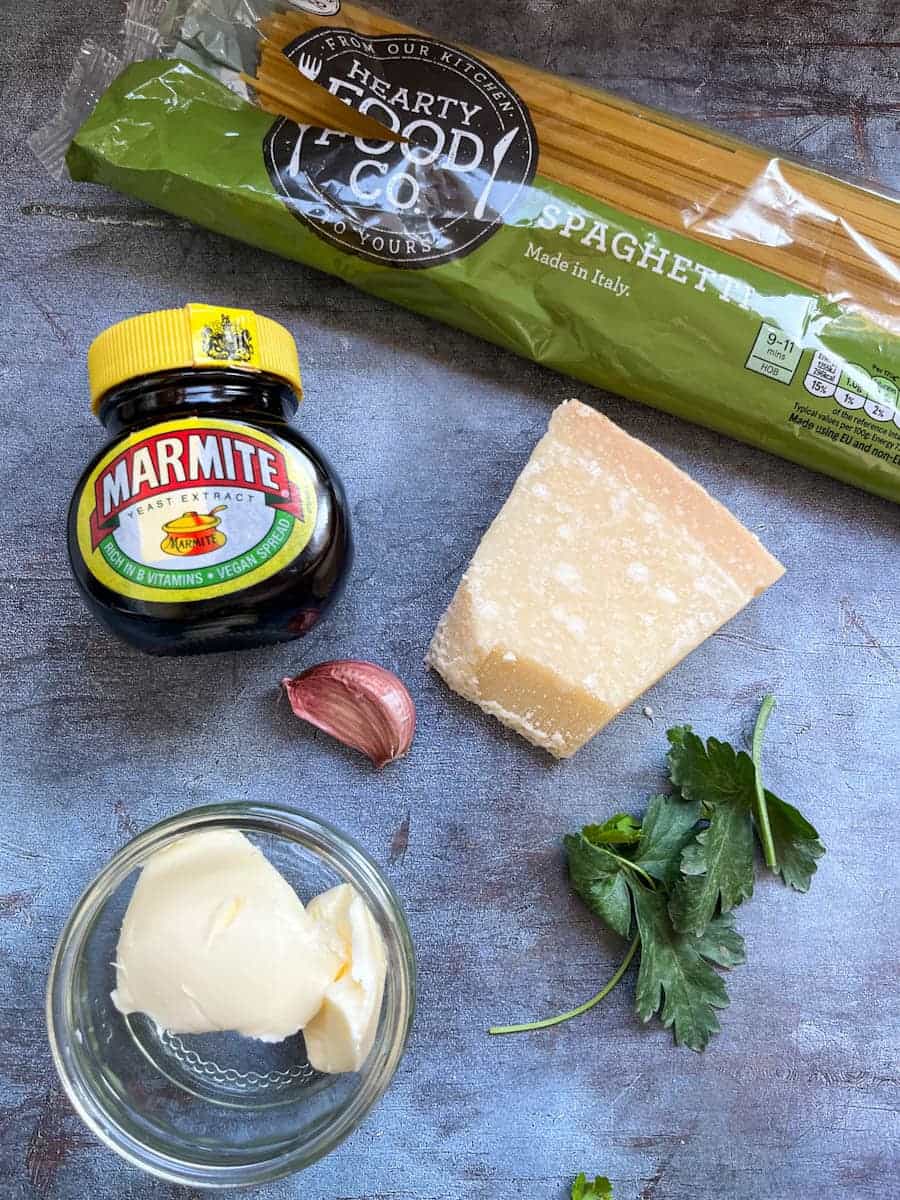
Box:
37, 0, 900, 501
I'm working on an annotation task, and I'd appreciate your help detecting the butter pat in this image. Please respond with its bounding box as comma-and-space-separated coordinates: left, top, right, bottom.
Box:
112, 830, 341, 1042
427, 400, 784, 757
303, 884, 388, 1073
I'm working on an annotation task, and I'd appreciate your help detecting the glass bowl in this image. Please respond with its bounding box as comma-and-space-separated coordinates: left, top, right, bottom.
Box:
46, 804, 415, 1188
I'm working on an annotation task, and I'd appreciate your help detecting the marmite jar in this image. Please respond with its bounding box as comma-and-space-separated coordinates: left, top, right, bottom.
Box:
68, 304, 351, 655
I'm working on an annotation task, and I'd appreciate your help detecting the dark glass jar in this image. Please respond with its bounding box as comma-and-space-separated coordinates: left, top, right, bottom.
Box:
68, 305, 351, 655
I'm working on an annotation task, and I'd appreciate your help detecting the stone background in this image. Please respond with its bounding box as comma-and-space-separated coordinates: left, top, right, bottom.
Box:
2, 2, 898, 1198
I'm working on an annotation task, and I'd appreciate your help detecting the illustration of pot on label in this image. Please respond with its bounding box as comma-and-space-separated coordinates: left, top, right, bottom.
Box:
160, 506, 227, 557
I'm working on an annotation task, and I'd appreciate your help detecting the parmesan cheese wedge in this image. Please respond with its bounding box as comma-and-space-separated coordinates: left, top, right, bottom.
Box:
427, 400, 784, 757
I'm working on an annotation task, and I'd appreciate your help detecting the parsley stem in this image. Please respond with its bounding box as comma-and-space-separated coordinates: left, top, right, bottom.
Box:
488, 933, 640, 1035
751, 694, 778, 872
604, 850, 656, 890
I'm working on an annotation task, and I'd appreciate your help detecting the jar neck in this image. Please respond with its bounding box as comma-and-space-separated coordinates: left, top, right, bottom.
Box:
96, 369, 300, 436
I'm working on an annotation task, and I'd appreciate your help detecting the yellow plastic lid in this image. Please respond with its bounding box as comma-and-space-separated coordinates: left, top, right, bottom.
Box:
87, 303, 303, 411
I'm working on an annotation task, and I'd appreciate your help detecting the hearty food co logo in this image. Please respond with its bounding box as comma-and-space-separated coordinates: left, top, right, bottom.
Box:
264, 28, 537, 268
76, 419, 319, 603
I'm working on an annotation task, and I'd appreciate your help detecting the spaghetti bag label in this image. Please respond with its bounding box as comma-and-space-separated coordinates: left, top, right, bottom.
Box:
67, 59, 900, 504
264, 29, 537, 267
75, 417, 319, 603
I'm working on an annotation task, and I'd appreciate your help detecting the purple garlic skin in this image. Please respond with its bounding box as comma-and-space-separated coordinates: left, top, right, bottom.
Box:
283, 660, 416, 767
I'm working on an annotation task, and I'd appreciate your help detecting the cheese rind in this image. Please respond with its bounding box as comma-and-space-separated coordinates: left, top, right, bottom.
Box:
427, 400, 784, 757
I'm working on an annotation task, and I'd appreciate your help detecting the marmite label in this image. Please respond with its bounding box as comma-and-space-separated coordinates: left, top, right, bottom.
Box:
75, 418, 318, 603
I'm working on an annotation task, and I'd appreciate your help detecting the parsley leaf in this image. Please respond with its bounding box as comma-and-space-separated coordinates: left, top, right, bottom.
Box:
668, 698, 824, 927
572, 1173, 613, 1200
628, 882, 744, 1051
632, 793, 701, 886
765, 791, 825, 891
665, 729, 757, 934
693, 909, 746, 969
564, 834, 633, 938
583, 813, 642, 846
668, 800, 756, 936
570, 795, 744, 1051
502, 798, 740, 1048
667, 727, 757, 809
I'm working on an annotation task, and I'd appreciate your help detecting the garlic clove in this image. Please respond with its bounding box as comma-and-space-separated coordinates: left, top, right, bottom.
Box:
282, 660, 416, 768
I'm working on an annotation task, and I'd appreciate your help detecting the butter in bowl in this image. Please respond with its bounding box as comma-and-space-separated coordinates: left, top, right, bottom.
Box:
46, 805, 415, 1188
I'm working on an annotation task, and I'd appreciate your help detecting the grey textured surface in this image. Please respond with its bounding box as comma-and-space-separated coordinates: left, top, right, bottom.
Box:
3, 1, 899, 1198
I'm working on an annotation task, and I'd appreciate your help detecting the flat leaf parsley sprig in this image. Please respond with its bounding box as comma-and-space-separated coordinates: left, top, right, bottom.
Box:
490, 696, 825, 1051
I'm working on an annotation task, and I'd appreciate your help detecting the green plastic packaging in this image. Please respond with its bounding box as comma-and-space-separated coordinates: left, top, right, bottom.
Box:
67, 57, 900, 503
